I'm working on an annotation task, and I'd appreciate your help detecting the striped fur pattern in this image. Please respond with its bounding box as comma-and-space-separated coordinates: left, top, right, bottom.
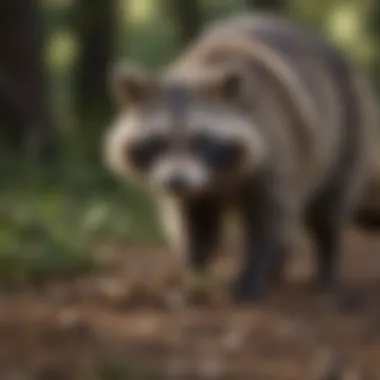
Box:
104, 13, 379, 302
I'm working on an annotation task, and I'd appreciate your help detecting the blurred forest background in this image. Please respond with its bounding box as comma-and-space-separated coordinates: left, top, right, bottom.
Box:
0, 0, 379, 285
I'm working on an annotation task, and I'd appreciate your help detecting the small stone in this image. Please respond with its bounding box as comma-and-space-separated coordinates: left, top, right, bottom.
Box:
134, 315, 160, 337
312, 347, 343, 380
164, 289, 186, 310
222, 330, 244, 353
197, 357, 224, 379
57, 309, 90, 337
166, 357, 190, 378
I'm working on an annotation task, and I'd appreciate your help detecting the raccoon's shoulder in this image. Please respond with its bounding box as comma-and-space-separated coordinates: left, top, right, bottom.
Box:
172, 12, 344, 70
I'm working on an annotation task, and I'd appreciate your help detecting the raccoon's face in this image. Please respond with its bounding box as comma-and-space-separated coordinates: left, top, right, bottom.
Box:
104, 62, 266, 197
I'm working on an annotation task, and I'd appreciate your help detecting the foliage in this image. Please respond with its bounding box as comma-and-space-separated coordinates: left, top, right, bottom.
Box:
0, 154, 163, 287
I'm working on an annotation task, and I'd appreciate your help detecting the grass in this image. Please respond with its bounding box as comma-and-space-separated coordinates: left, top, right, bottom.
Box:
93, 359, 159, 380
0, 152, 163, 288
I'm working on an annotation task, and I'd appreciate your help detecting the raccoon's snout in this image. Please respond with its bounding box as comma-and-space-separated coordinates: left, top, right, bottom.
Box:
151, 157, 210, 195
164, 175, 191, 195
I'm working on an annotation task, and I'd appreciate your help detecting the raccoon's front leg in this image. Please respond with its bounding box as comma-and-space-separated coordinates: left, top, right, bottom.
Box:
233, 176, 290, 302
232, 227, 285, 302
158, 195, 222, 273
183, 197, 223, 273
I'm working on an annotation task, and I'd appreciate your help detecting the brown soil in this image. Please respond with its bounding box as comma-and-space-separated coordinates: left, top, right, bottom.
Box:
0, 229, 380, 380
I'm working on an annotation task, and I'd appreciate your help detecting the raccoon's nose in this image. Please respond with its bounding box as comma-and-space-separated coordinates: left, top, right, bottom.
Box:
165, 175, 190, 195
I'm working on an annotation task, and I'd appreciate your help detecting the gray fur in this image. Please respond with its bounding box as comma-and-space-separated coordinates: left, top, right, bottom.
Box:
104, 13, 379, 302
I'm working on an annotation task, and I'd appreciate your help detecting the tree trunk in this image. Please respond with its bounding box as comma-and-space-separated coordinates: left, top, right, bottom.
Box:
369, 0, 380, 92
167, 0, 202, 47
0, 0, 52, 155
247, 0, 282, 11
74, 0, 117, 127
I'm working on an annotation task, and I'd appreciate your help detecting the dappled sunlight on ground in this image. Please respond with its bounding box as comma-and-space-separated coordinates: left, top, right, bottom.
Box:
0, 230, 379, 379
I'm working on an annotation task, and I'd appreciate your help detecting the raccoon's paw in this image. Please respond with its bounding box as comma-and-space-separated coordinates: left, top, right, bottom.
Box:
231, 277, 267, 305
183, 271, 226, 306
313, 273, 338, 295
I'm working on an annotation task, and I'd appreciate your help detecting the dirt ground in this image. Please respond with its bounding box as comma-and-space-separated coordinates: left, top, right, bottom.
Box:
0, 229, 380, 380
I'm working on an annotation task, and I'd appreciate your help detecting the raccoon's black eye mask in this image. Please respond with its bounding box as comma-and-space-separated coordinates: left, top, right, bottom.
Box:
128, 136, 168, 170
190, 134, 243, 171
127, 133, 244, 173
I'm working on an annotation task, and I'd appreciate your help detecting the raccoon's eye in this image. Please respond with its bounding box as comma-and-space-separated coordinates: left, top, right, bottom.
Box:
128, 136, 168, 170
191, 134, 243, 170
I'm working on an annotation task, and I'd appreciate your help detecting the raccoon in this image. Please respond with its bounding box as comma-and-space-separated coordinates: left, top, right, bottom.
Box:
103, 13, 379, 302
355, 157, 380, 230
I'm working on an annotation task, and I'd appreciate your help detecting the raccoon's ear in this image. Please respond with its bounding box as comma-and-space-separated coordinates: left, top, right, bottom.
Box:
201, 67, 243, 100
108, 62, 155, 108
220, 69, 242, 99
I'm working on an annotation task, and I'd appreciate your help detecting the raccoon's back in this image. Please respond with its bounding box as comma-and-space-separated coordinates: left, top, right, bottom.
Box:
174, 14, 353, 182
171, 12, 377, 207
176, 12, 353, 128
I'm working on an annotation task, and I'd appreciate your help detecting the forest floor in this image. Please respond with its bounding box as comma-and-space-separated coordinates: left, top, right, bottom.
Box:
0, 229, 380, 380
